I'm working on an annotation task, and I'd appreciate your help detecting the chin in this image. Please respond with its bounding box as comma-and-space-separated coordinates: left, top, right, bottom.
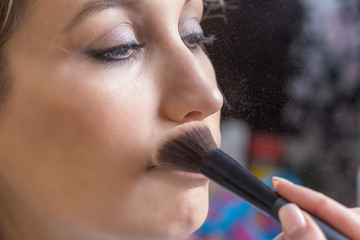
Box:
162, 187, 209, 240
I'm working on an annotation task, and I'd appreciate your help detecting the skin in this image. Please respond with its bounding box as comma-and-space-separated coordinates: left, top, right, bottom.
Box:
0, 0, 223, 239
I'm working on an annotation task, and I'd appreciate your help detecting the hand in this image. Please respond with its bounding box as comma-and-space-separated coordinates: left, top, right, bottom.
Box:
272, 177, 360, 240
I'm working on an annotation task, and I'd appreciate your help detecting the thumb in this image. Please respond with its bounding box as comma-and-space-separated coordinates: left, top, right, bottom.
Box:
279, 203, 326, 240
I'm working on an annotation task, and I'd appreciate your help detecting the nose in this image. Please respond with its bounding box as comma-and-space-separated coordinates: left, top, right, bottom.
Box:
158, 38, 223, 123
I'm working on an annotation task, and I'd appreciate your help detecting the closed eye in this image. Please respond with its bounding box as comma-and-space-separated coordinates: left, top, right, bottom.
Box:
85, 41, 146, 63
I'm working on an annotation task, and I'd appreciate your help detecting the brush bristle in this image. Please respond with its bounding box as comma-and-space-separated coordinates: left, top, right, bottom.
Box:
155, 123, 218, 173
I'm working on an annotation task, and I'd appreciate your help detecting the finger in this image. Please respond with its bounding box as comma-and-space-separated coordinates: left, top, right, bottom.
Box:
279, 203, 326, 240
351, 207, 360, 216
273, 177, 360, 239
273, 232, 285, 240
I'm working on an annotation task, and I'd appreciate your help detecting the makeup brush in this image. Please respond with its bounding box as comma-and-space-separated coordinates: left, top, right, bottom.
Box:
155, 122, 347, 240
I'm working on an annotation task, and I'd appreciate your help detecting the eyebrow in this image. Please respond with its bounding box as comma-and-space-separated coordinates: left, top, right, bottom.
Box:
63, 0, 191, 32
63, 0, 137, 32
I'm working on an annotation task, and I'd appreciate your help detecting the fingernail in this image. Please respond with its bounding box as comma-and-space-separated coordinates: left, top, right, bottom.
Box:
273, 232, 285, 240
279, 204, 306, 237
272, 176, 282, 189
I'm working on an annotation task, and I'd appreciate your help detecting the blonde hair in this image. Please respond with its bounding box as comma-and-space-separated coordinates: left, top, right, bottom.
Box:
0, 0, 14, 34
0, 0, 28, 47
0, 0, 28, 115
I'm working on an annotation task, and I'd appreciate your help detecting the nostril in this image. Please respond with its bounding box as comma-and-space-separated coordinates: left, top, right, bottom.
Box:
182, 111, 204, 122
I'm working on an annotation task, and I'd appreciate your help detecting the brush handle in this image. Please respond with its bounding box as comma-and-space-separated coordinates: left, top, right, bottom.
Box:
203, 149, 348, 240
203, 149, 279, 214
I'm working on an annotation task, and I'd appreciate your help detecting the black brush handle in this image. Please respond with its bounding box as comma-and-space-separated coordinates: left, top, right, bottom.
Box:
202, 149, 279, 214
202, 149, 348, 240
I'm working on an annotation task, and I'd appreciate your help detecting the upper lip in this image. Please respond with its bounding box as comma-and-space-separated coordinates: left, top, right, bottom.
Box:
149, 121, 218, 174
149, 121, 210, 170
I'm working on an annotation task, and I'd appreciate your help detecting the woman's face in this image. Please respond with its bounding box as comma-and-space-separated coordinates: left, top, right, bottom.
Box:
0, 0, 223, 239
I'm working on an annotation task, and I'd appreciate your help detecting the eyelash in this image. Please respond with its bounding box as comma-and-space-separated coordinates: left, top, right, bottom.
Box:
181, 33, 216, 51
88, 33, 215, 63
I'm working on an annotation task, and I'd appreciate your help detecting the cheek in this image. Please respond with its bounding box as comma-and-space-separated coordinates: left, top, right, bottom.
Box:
4, 67, 156, 165
0, 63, 160, 231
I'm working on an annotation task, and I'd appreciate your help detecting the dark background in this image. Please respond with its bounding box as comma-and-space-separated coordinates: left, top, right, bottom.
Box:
202, 0, 303, 133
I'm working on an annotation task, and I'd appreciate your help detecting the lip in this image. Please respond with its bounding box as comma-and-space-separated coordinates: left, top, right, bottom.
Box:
149, 121, 216, 181
148, 166, 209, 181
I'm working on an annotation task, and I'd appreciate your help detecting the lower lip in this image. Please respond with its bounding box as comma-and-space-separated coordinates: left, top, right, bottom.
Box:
149, 167, 208, 181
169, 170, 208, 180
